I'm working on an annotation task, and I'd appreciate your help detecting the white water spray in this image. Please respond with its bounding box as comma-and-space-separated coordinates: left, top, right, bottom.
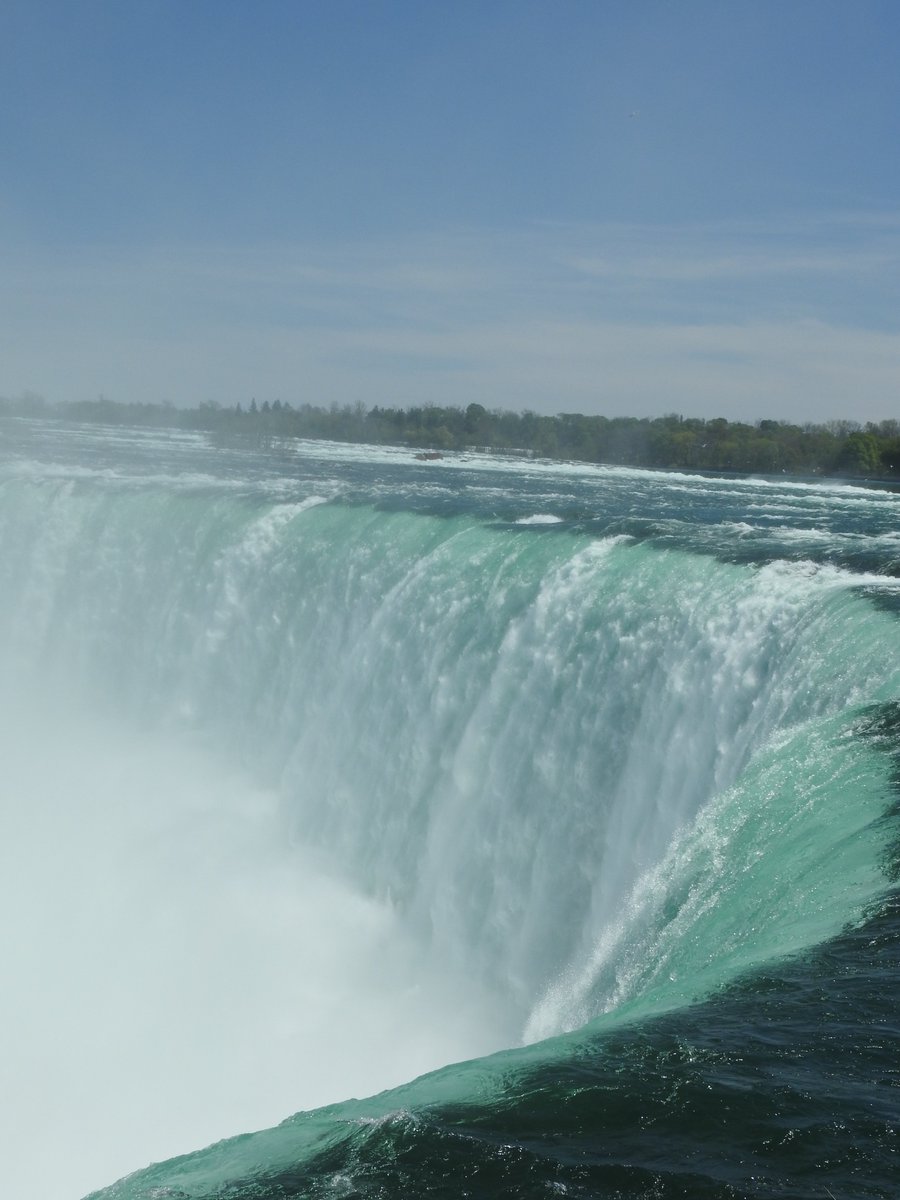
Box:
2, 435, 899, 1199
0, 698, 507, 1200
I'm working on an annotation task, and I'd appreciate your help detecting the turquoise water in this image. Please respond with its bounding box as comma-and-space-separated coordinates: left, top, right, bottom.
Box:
1, 419, 898, 1198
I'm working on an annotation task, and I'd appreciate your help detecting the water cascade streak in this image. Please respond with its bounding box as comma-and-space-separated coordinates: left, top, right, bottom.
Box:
0, 444, 898, 1199
3, 475, 897, 1010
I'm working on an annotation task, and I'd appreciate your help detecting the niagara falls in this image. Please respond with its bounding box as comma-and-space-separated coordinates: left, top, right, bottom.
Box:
4, 3, 900, 1195
1, 417, 898, 1198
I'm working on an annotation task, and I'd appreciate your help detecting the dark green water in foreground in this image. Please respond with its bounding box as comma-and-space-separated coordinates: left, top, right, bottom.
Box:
1, 419, 898, 1198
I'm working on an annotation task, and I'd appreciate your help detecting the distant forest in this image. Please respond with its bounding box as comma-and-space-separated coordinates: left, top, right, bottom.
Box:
3, 393, 899, 479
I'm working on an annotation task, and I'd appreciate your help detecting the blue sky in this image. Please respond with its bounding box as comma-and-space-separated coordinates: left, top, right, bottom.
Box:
3, 0, 900, 422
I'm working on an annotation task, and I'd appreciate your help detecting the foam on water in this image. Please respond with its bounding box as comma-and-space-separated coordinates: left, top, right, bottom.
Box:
1, 424, 899, 1198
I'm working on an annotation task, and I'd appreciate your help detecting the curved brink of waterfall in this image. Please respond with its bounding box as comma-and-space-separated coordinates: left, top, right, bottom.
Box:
0, 431, 898, 1199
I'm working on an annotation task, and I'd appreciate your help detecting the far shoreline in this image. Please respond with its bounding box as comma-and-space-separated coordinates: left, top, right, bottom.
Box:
2, 395, 898, 485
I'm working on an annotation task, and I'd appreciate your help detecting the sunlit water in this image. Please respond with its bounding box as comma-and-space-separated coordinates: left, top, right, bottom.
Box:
1, 418, 898, 1199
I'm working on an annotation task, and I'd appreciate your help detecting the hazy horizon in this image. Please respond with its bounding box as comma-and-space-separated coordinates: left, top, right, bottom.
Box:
3, 1, 900, 424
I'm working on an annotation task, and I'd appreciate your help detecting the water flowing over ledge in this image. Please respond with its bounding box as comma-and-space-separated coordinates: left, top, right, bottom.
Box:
1, 423, 899, 1199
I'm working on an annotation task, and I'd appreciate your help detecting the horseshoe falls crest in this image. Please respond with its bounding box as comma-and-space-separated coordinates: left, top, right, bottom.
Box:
1, 421, 899, 1200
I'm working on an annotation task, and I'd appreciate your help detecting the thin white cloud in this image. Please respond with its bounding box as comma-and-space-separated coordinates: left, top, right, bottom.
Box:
2, 214, 900, 422
568, 249, 898, 282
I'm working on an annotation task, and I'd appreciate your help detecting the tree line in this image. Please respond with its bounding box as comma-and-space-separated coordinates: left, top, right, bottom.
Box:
3, 392, 899, 478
